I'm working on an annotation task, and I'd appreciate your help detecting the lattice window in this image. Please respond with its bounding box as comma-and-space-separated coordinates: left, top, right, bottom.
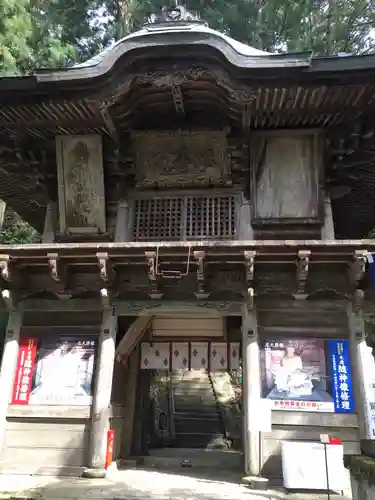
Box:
134, 194, 237, 241
134, 198, 183, 241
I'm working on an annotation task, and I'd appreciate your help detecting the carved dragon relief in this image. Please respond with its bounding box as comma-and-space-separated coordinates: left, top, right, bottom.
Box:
132, 130, 231, 188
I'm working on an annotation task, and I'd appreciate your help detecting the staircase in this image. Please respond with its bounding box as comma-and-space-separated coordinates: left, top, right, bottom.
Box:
171, 370, 227, 449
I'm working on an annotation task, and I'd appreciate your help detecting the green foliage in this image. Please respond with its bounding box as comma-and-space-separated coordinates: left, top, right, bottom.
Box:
0, 209, 40, 244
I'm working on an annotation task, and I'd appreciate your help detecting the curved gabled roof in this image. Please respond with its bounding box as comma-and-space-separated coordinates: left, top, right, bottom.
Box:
34, 21, 311, 83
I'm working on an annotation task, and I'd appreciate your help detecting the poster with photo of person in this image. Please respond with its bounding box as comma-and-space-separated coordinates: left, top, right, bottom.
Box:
260, 338, 337, 412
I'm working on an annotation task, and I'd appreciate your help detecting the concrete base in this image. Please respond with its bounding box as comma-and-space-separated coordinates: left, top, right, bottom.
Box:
81, 468, 107, 479
242, 476, 269, 490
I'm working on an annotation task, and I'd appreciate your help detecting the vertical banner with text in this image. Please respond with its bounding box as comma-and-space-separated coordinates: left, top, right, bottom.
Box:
11, 338, 38, 405
328, 339, 354, 414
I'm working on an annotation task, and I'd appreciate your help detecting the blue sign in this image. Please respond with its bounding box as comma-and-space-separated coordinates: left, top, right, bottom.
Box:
328, 340, 354, 413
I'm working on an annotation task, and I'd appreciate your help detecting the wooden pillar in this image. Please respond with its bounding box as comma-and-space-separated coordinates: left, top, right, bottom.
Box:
0, 309, 23, 454
321, 195, 335, 240
237, 196, 254, 240
83, 307, 117, 478
347, 301, 370, 440
120, 346, 139, 458
241, 303, 261, 476
115, 200, 133, 242
42, 202, 56, 243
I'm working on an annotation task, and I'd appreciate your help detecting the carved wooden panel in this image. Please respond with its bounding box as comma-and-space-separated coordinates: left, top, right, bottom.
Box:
251, 131, 322, 224
56, 135, 106, 233
132, 131, 231, 188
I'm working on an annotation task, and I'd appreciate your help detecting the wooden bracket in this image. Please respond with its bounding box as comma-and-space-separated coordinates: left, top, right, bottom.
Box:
145, 251, 163, 299
193, 250, 210, 299
96, 252, 112, 282
97, 252, 108, 281
294, 250, 311, 299
47, 252, 61, 282
244, 250, 256, 289
0, 255, 11, 281
351, 250, 367, 288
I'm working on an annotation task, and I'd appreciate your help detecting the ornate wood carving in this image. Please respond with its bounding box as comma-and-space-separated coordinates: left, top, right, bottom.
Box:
118, 300, 241, 316
244, 250, 256, 288
132, 131, 231, 189
47, 253, 60, 282
193, 250, 209, 299
56, 135, 106, 234
96, 252, 114, 283
295, 249, 311, 299
146, 5, 203, 25
350, 250, 367, 287
0, 254, 10, 281
171, 85, 185, 115
145, 251, 163, 299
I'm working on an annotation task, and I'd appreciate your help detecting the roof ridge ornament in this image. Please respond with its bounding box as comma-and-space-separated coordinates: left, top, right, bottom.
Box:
145, 5, 207, 27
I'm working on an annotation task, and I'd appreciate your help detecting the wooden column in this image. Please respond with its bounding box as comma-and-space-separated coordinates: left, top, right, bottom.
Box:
42, 202, 56, 243
241, 303, 261, 476
321, 195, 335, 240
237, 196, 254, 240
115, 200, 133, 242
0, 308, 23, 454
83, 306, 117, 478
347, 301, 369, 440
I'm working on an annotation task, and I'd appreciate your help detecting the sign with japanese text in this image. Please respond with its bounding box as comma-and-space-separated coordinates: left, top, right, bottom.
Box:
328, 339, 354, 414
11, 338, 37, 405
261, 338, 335, 412
11, 336, 97, 406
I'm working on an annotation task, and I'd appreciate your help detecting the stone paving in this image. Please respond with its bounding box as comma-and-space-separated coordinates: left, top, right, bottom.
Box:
0, 468, 352, 500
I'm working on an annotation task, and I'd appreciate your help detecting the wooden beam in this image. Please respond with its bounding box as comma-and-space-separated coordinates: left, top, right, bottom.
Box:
115, 315, 153, 365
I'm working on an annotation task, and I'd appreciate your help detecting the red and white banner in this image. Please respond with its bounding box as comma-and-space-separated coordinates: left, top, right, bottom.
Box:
11, 338, 37, 405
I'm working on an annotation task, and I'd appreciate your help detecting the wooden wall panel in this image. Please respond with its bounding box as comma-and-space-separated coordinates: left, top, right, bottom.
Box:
152, 315, 224, 338
251, 131, 322, 223
1, 419, 90, 474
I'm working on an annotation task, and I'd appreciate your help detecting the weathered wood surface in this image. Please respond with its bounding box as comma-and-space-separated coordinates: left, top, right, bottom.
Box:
120, 347, 139, 458
56, 134, 106, 233
1, 420, 89, 473
152, 315, 224, 337
251, 131, 321, 223
0, 310, 23, 455
132, 131, 230, 189
115, 315, 152, 364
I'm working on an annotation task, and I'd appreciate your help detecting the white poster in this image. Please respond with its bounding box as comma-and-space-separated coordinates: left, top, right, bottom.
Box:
29, 336, 96, 406
359, 339, 375, 439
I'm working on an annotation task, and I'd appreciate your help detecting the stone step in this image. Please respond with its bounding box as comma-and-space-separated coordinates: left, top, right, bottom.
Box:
173, 410, 219, 419
173, 434, 228, 449
175, 420, 222, 434
144, 447, 243, 470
